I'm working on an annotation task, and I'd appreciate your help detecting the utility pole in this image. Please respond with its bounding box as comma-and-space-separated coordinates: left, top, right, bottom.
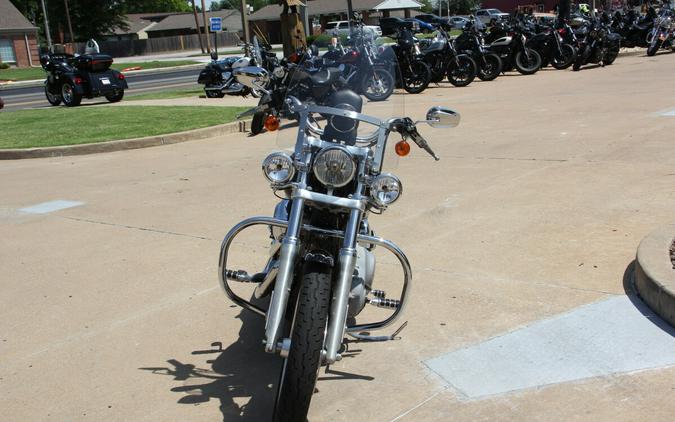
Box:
559, 0, 571, 23
240, 0, 250, 43
191, 0, 205, 53
63, 0, 74, 43
40, 0, 53, 50
200, 0, 212, 53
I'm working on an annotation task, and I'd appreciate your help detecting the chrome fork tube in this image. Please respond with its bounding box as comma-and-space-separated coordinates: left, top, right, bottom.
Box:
264, 196, 304, 353
324, 208, 361, 364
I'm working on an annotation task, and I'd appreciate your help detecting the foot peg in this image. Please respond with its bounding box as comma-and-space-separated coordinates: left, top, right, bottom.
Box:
367, 297, 400, 309
224, 269, 265, 283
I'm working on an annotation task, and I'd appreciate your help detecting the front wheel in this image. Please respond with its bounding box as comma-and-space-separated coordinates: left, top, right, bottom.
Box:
573, 45, 588, 71
273, 263, 332, 422
105, 90, 124, 103
361, 68, 394, 102
477, 53, 502, 81
647, 39, 662, 56
61, 81, 82, 107
402, 60, 431, 94
44, 84, 61, 106
446, 55, 477, 87
250, 112, 265, 135
514, 48, 542, 75
551, 44, 577, 70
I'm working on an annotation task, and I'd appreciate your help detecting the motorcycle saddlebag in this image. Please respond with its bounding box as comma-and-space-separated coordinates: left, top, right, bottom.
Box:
74, 54, 114, 72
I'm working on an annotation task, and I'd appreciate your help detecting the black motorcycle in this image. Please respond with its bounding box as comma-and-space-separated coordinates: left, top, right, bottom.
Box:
387, 22, 432, 93
419, 25, 477, 87
454, 22, 503, 81
484, 21, 542, 75
612, 8, 656, 48
647, 8, 674, 56
572, 18, 620, 71
524, 20, 577, 70
40, 53, 127, 107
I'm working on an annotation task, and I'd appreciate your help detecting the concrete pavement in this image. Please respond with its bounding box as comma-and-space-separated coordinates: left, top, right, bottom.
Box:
1, 52, 675, 421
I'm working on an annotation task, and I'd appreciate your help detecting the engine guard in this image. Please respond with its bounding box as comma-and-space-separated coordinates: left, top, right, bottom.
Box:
218, 216, 412, 333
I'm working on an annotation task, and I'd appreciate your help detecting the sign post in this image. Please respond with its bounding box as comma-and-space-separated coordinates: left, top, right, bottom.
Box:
209, 17, 222, 58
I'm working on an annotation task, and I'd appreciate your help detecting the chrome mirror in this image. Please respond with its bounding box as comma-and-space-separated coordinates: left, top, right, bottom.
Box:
233, 66, 270, 93
425, 106, 460, 128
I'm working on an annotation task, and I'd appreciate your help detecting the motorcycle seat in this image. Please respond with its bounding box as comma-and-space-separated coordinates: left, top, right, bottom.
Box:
311, 67, 341, 86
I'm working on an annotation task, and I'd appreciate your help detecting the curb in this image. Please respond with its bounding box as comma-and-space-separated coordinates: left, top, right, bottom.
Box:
0, 63, 203, 89
635, 224, 675, 327
0, 119, 250, 160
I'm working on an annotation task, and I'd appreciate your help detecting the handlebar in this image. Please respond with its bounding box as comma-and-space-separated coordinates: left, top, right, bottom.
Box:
389, 118, 439, 160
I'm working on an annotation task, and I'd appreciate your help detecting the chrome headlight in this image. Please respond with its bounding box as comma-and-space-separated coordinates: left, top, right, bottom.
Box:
369, 174, 402, 207
262, 152, 295, 184
313, 147, 356, 188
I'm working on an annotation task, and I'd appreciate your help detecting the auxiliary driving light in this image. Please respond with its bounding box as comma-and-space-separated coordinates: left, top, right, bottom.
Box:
369, 174, 402, 207
262, 152, 295, 184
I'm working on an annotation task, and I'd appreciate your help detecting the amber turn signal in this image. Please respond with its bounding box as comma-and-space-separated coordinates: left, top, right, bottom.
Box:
395, 140, 410, 157
264, 115, 280, 132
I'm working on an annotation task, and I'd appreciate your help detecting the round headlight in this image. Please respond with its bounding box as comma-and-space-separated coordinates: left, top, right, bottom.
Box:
313, 147, 356, 188
369, 174, 402, 206
262, 152, 295, 184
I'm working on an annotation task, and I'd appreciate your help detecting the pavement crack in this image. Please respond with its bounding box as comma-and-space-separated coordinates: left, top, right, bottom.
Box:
59, 216, 217, 241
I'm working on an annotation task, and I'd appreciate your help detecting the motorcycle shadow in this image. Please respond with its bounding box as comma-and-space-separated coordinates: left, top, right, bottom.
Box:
140, 302, 281, 421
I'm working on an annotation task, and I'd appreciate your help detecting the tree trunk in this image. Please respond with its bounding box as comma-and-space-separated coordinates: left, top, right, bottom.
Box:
191, 0, 205, 54
201, 0, 212, 53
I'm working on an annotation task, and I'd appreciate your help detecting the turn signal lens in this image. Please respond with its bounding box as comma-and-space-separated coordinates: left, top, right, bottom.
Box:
264, 115, 280, 132
395, 140, 410, 157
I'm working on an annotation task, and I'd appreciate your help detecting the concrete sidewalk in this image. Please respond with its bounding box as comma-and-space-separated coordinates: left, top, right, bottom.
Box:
1, 52, 675, 421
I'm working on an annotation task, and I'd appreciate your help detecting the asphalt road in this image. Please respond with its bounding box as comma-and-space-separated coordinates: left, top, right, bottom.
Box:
2, 52, 675, 421
0, 66, 202, 110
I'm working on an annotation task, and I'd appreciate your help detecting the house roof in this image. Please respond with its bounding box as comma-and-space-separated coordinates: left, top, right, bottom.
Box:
373, 0, 422, 10
146, 9, 241, 33
249, 0, 386, 22
0, 0, 37, 31
112, 16, 156, 35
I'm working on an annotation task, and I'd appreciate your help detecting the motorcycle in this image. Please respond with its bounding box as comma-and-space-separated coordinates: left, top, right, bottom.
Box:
647, 8, 674, 56
387, 21, 432, 93
484, 20, 542, 75
572, 17, 621, 71
523, 21, 577, 70
418, 24, 477, 87
197, 37, 273, 98
612, 8, 656, 48
454, 21, 503, 81
218, 73, 460, 420
40, 52, 127, 107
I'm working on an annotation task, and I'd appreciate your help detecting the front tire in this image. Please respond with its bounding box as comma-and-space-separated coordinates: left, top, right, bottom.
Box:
514, 48, 542, 75
446, 55, 477, 87
251, 112, 265, 135
61, 82, 82, 107
402, 60, 431, 94
477, 53, 502, 81
551, 44, 577, 70
361, 68, 394, 102
647, 39, 662, 56
273, 263, 332, 422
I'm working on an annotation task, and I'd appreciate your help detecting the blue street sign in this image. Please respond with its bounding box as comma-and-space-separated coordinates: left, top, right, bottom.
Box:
209, 17, 222, 32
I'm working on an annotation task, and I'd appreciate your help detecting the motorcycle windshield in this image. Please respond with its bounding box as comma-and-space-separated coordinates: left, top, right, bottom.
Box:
270, 34, 410, 171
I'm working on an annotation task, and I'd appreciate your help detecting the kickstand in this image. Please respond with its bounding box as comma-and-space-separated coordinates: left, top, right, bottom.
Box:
346, 321, 408, 342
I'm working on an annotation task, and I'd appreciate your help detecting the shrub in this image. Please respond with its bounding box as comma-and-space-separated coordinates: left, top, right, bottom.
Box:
0, 61, 10, 70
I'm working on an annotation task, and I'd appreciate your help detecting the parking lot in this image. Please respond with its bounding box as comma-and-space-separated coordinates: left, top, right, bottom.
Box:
2, 51, 675, 421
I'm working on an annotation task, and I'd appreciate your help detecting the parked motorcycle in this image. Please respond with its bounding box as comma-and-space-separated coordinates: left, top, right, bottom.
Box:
647, 8, 674, 56
197, 37, 274, 98
612, 7, 656, 48
524, 21, 577, 69
388, 22, 432, 93
40, 52, 127, 107
484, 21, 542, 75
218, 75, 460, 420
455, 21, 503, 81
419, 24, 477, 87
572, 18, 621, 71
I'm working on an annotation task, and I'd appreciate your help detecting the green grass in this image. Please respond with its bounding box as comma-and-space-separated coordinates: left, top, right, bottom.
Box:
0, 105, 248, 149
126, 87, 204, 101
0, 60, 200, 82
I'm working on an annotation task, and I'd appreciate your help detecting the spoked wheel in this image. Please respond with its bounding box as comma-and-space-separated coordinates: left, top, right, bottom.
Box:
251, 112, 265, 135
477, 53, 502, 81
105, 90, 124, 103
572, 45, 588, 71
44, 84, 61, 106
446, 55, 477, 87
647, 39, 662, 56
61, 82, 82, 107
551, 44, 577, 70
273, 262, 332, 422
361, 68, 394, 101
402, 60, 431, 94
514, 48, 542, 75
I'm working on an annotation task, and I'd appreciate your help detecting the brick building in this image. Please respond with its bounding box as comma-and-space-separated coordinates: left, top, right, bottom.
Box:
479, 0, 559, 13
0, 0, 40, 67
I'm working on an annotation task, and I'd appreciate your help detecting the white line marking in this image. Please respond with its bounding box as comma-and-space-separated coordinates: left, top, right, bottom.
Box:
657, 108, 675, 116
389, 387, 448, 421
425, 296, 675, 399
18, 200, 84, 214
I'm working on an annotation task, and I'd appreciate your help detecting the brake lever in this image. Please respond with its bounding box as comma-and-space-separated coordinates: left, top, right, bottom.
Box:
404, 119, 439, 161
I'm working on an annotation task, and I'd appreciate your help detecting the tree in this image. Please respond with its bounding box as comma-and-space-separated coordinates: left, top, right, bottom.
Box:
125, 0, 191, 13
419, 0, 433, 13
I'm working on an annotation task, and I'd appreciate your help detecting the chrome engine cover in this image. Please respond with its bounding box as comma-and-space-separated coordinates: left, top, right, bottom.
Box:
348, 245, 376, 317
